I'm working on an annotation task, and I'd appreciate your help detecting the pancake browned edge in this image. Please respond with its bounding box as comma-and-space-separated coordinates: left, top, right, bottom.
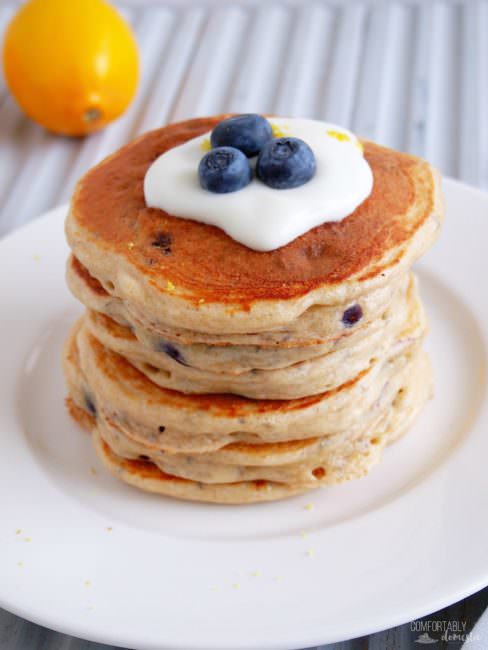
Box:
65, 115, 443, 335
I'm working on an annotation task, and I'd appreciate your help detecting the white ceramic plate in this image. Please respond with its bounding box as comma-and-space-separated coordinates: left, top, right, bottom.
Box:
1, 178, 487, 650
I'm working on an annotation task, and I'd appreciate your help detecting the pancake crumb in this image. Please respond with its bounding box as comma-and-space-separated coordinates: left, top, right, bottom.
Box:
198, 298, 205, 304
90, 467, 97, 476
127, 242, 135, 250
15, 529, 21, 535
106, 527, 113, 532
306, 549, 315, 558
304, 503, 315, 512
84, 580, 92, 587
24, 537, 32, 543
17, 562, 23, 567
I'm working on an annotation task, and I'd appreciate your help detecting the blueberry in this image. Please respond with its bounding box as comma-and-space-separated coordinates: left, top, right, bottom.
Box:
257, 137, 316, 189
152, 232, 172, 254
84, 392, 97, 417
210, 114, 272, 157
156, 340, 188, 366
198, 147, 252, 194
342, 304, 363, 327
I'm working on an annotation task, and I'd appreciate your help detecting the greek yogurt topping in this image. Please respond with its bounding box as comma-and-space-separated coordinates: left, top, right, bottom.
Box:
144, 117, 373, 252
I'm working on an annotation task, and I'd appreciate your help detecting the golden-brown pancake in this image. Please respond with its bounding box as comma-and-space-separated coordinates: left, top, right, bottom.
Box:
65, 342, 432, 501
63, 317, 427, 452
82, 272, 425, 399
67, 398, 307, 504
65, 115, 443, 334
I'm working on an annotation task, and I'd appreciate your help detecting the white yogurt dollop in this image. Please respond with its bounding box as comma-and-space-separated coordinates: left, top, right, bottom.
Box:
144, 118, 373, 252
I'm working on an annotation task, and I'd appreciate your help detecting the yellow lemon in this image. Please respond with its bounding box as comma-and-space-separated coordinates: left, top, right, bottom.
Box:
2, 0, 139, 136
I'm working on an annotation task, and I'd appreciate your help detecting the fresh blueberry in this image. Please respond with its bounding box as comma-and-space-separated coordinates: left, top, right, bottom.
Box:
256, 137, 316, 189
210, 114, 273, 157
342, 304, 363, 327
199, 147, 252, 194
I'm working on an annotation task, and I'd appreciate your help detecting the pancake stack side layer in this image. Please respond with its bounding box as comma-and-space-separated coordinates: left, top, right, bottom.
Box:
62, 115, 444, 504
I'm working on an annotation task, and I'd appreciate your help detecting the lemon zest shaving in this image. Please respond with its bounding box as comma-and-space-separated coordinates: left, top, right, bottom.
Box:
326, 129, 350, 143
270, 122, 290, 138
200, 138, 211, 152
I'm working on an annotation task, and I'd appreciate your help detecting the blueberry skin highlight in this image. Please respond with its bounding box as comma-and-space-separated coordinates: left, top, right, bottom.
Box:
210, 114, 273, 157
198, 146, 252, 194
257, 137, 316, 189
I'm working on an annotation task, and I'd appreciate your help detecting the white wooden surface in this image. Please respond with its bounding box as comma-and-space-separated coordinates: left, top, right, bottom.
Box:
1, 0, 487, 648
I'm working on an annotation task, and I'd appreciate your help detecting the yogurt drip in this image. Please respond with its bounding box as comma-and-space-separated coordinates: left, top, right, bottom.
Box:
144, 118, 373, 252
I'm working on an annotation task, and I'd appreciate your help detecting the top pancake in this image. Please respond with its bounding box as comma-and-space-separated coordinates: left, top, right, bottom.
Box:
66, 115, 443, 332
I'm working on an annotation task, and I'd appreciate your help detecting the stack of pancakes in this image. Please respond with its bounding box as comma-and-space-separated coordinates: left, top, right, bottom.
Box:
63, 116, 443, 503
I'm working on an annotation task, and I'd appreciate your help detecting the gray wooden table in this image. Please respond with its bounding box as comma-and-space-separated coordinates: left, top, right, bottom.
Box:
1, 0, 487, 647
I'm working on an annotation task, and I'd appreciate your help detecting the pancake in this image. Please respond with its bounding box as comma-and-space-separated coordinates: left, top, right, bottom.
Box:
93, 431, 310, 504
65, 347, 432, 501
67, 400, 308, 503
64, 317, 426, 450
67, 255, 414, 365
66, 253, 409, 346
83, 273, 426, 399
65, 115, 443, 335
